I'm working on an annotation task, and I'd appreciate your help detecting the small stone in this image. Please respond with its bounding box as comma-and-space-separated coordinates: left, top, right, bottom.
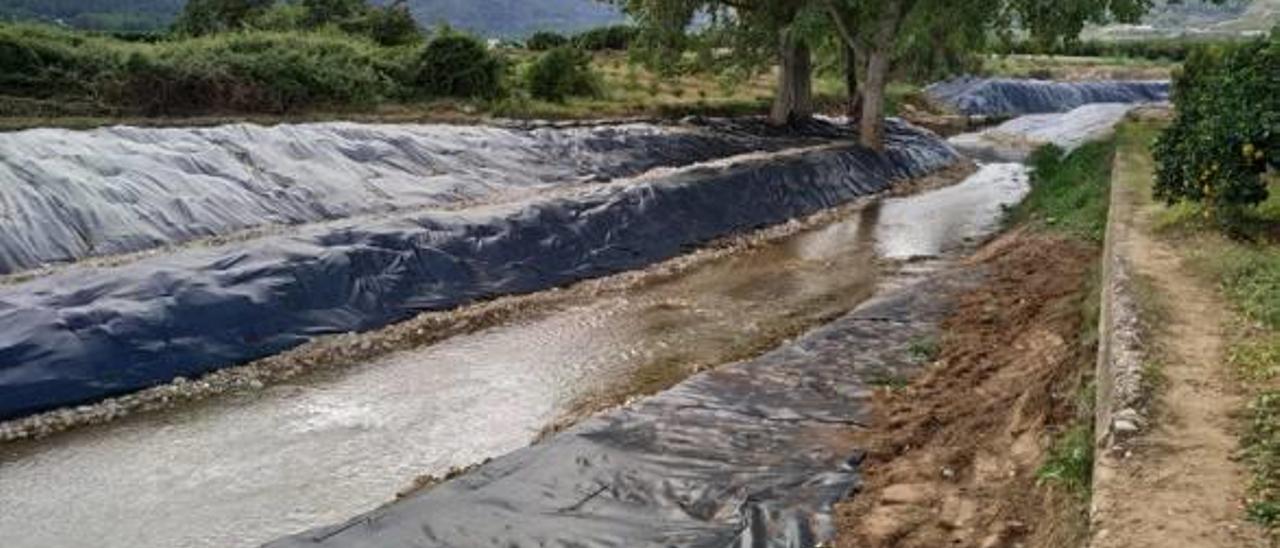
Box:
1113, 418, 1140, 435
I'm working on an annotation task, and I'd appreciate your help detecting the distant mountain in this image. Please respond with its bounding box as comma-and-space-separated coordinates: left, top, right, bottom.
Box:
0, 0, 623, 36
405, 0, 623, 37
0, 0, 183, 31
1087, 0, 1278, 39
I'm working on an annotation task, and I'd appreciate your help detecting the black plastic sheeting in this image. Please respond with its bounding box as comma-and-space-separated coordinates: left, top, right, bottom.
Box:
925, 77, 1169, 116
266, 268, 983, 548
0, 120, 958, 421
0, 120, 822, 276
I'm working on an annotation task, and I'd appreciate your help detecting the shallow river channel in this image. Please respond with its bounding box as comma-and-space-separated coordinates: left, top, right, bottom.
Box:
0, 161, 1028, 548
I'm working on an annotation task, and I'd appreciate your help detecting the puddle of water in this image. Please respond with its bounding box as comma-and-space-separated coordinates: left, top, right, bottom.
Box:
0, 163, 1028, 548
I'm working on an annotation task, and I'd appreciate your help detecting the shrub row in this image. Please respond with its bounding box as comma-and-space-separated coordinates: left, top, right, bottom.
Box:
989, 37, 1233, 62
526, 25, 636, 52
0, 23, 605, 115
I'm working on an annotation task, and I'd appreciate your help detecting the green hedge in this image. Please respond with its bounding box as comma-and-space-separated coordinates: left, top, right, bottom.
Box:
113, 31, 400, 114
1153, 29, 1279, 224
572, 25, 635, 51
411, 33, 504, 99
525, 47, 600, 102
0, 22, 517, 114
990, 37, 1232, 62
526, 31, 568, 51
0, 24, 134, 99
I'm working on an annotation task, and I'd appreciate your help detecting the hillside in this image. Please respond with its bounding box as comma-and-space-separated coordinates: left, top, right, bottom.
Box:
0, 0, 623, 35
1088, 0, 1279, 38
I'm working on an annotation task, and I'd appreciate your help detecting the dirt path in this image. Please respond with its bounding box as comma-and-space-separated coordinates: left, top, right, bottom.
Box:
834, 231, 1099, 547
1089, 124, 1268, 548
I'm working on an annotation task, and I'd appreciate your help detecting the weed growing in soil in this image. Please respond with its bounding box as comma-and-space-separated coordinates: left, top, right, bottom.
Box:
1245, 391, 1280, 529
866, 373, 910, 391
1011, 140, 1116, 243
906, 336, 940, 363
1039, 380, 1099, 498
1230, 333, 1280, 384
1037, 422, 1094, 496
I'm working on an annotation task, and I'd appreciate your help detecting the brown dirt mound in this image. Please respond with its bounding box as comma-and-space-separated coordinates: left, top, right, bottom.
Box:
835, 230, 1100, 548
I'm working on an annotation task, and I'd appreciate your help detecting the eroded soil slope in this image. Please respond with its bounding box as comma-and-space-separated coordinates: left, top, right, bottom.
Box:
836, 231, 1099, 547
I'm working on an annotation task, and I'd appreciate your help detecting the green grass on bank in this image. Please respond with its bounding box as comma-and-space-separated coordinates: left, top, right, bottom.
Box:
1008, 139, 1117, 244
1039, 379, 1100, 500
1011, 139, 1116, 504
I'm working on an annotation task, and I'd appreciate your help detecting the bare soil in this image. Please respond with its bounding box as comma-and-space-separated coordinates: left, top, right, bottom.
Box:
835, 230, 1100, 548
1088, 125, 1270, 548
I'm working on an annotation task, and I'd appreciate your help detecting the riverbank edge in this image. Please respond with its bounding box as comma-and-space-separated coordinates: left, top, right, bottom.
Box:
1091, 121, 1151, 457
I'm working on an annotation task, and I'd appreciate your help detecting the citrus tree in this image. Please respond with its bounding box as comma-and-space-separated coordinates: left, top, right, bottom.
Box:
1154, 29, 1279, 224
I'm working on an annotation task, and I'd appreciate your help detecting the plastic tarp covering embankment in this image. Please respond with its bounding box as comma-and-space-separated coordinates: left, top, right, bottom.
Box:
949, 102, 1138, 162
265, 268, 983, 548
0, 120, 814, 275
0, 120, 958, 420
925, 77, 1169, 116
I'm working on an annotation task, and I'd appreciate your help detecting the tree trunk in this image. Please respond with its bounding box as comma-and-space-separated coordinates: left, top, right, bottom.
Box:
770, 29, 813, 126
859, 47, 890, 150
843, 44, 863, 121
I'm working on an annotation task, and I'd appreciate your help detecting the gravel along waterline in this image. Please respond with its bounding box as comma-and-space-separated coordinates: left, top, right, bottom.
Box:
0, 162, 1028, 548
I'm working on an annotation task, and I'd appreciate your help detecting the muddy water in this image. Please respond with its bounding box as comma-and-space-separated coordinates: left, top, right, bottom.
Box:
0, 163, 1027, 548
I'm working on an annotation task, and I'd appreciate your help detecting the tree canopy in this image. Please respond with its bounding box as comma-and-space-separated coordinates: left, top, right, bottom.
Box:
616, 0, 1172, 147
174, 0, 422, 45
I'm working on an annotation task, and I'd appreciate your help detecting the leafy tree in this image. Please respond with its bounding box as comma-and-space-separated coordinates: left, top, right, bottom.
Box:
413, 33, 504, 99
251, 2, 311, 31
825, 0, 1163, 149
527, 31, 570, 51
526, 46, 602, 101
301, 0, 366, 27
615, 0, 821, 126
174, 0, 274, 35
573, 25, 637, 50
341, 0, 423, 46
1153, 29, 1279, 226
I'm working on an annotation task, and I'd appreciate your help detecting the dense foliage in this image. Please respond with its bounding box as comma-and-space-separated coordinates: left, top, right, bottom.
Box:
1012, 141, 1116, 243
175, 0, 422, 45
0, 23, 401, 114
1154, 29, 1279, 223
115, 30, 399, 113
990, 36, 1210, 61
572, 24, 635, 50
412, 33, 504, 99
0, 21, 518, 114
525, 30, 568, 51
526, 26, 634, 51
525, 46, 600, 102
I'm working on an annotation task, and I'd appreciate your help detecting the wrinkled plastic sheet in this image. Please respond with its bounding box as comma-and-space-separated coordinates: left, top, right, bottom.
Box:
949, 102, 1139, 161
925, 77, 1169, 116
0, 120, 824, 276
266, 267, 984, 548
0, 120, 958, 420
